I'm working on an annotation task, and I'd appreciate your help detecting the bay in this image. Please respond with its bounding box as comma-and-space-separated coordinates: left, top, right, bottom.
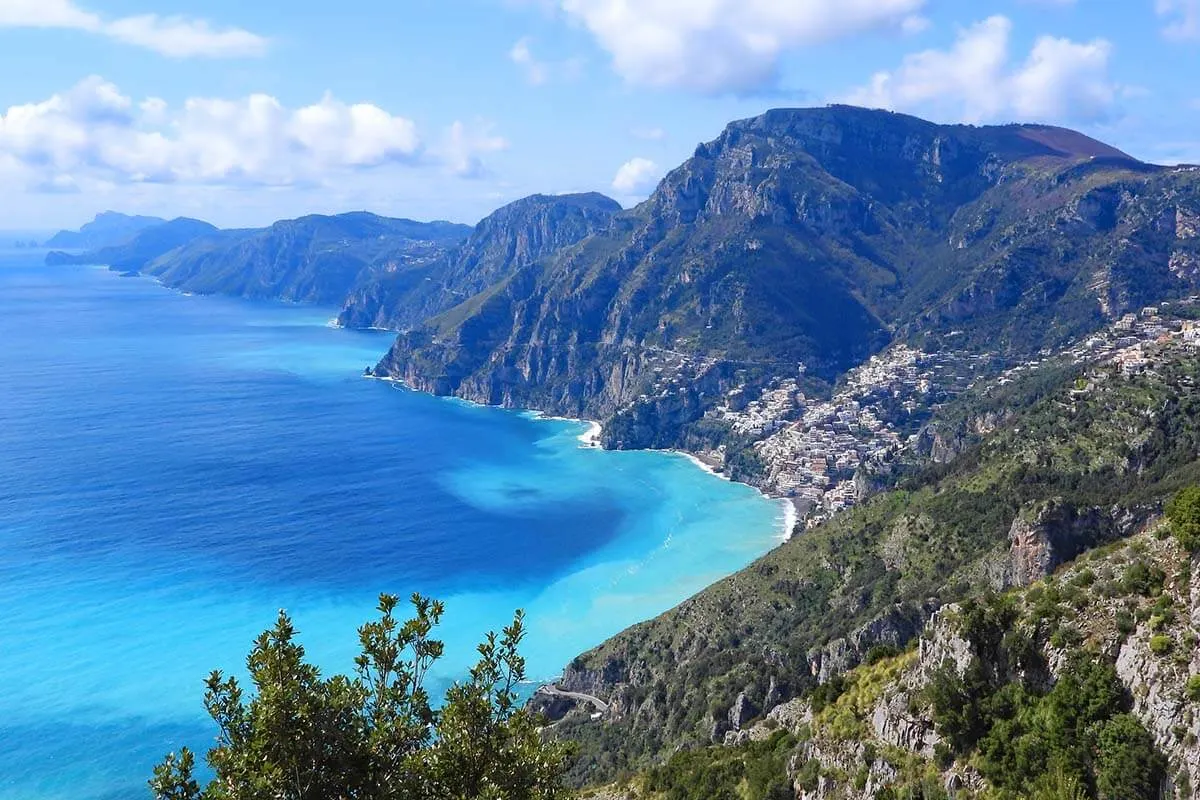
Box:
0, 251, 786, 799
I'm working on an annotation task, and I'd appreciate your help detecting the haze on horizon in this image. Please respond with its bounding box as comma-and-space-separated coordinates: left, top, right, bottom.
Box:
0, 0, 1197, 230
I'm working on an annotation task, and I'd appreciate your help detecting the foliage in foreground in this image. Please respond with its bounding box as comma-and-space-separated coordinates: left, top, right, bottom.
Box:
150, 594, 574, 800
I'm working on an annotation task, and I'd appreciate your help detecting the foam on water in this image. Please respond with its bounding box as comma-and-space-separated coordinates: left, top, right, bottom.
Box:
0, 253, 784, 799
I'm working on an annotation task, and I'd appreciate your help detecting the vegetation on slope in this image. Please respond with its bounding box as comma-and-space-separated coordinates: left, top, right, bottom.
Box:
594, 491, 1200, 800
551, 343, 1200, 785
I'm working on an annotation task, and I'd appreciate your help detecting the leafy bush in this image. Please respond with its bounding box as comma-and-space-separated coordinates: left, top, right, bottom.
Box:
1187, 675, 1200, 703
1149, 634, 1173, 655
644, 730, 799, 800
1120, 560, 1165, 597
866, 644, 901, 665
1092, 714, 1167, 800
149, 594, 574, 800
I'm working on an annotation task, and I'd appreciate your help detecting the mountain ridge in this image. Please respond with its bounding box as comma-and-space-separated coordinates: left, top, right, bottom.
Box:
374, 105, 1199, 472
337, 192, 621, 330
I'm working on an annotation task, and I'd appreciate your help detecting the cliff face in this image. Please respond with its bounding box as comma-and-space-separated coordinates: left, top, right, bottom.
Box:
338, 193, 620, 330
569, 519, 1193, 799
772, 529, 1193, 799
376, 107, 1200, 449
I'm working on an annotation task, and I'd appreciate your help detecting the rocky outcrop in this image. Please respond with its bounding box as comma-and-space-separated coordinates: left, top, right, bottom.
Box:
807, 601, 939, 684
914, 423, 968, 464
1003, 500, 1116, 587
728, 691, 759, 731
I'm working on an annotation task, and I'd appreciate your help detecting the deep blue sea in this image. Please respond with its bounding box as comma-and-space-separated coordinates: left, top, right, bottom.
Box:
0, 250, 787, 799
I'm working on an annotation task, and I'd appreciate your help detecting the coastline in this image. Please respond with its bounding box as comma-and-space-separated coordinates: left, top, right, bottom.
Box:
364, 373, 798, 542
672, 449, 798, 541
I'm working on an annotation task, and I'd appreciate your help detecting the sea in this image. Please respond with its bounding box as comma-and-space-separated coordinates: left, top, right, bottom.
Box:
0, 249, 788, 799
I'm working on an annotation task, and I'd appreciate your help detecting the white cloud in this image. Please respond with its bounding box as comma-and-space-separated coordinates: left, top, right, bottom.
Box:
1157, 0, 1200, 41
611, 157, 661, 195
841, 16, 1117, 124
0, 0, 98, 28
0, 77, 475, 191
899, 15, 930, 35
439, 121, 509, 179
510, 37, 549, 85
0, 0, 266, 57
558, 0, 925, 93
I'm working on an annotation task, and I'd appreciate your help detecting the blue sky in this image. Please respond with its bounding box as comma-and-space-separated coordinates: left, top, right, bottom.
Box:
0, 0, 1197, 230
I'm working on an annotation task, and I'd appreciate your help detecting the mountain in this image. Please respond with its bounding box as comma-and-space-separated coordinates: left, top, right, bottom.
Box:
141, 212, 471, 306
374, 106, 1200, 457
45, 218, 219, 271
540, 329, 1200, 791
338, 192, 621, 330
45, 211, 167, 249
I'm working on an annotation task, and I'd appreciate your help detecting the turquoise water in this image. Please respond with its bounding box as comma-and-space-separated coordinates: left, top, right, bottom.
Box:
0, 252, 786, 799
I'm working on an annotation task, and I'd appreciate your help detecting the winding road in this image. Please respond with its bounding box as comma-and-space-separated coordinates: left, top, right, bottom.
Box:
534, 685, 609, 713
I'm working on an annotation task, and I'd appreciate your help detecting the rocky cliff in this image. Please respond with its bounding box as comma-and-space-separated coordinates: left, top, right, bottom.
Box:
339, 192, 620, 330
574, 518, 1193, 799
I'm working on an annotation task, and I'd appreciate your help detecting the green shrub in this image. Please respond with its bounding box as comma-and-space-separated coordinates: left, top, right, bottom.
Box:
1120, 560, 1165, 597
865, 644, 901, 665
148, 594, 574, 800
1070, 568, 1096, 588
1093, 714, 1167, 800
1150, 634, 1173, 655
1186, 675, 1200, 703
645, 730, 797, 800
1167, 486, 1200, 553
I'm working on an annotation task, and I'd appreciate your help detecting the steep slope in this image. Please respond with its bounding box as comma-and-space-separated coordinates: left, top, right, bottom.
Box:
44, 211, 166, 249
611, 526, 1191, 799
45, 218, 218, 271
141, 213, 470, 306
540, 333, 1200, 784
338, 193, 620, 330
377, 107, 1200, 450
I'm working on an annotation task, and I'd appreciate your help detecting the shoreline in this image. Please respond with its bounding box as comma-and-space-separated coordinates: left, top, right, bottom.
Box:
671, 449, 798, 541
364, 373, 798, 542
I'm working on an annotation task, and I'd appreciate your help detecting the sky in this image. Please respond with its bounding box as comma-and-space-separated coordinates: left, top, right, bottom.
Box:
0, 0, 1198, 230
